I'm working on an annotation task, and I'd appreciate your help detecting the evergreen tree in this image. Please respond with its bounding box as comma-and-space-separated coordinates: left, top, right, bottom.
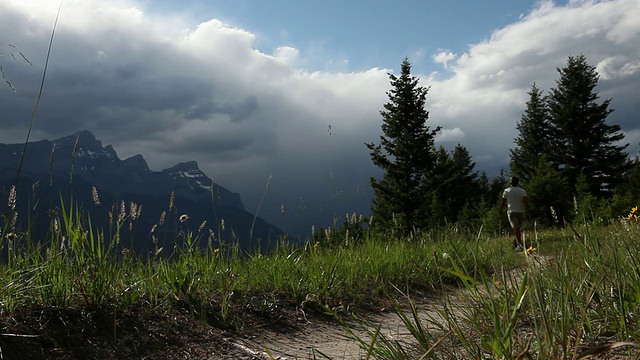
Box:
618, 156, 640, 200
510, 83, 551, 182
488, 169, 508, 205
428, 145, 480, 223
366, 58, 441, 231
547, 55, 630, 197
525, 155, 571, 227
477, 170, 509, 235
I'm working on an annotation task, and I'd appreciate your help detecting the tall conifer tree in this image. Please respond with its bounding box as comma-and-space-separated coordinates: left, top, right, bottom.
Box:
366, 58, 440, 231
547, 55, 629, 196
429, 145, 480, 223
510, 83, 551, 182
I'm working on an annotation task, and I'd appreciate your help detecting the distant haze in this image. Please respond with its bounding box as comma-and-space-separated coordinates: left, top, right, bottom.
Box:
1, 0, 639, 237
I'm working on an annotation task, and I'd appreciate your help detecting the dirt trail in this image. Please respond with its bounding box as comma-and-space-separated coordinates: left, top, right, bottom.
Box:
228, 255, 546, 360
228, 293, 458, 360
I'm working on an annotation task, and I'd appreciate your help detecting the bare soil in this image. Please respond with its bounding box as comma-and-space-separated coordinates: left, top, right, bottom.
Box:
0, 290, 456, 360
238, 294, 447, 360
2, 256, 638, 359
0, 292, 437, 360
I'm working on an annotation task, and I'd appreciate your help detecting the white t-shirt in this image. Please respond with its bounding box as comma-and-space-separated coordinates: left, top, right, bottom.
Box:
503, 186, 527, 213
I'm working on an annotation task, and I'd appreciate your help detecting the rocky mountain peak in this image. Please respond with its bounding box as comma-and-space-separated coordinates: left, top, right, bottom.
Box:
163, 161, 200, 173
0, 131, 283, 250
123, 154, 150, 172
53, 130, 100, 148
52, 130, 117, 160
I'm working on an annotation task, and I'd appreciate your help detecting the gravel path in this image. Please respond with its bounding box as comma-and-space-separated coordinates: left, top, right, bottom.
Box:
229, 294, 453, 360
226, 255, 548, 360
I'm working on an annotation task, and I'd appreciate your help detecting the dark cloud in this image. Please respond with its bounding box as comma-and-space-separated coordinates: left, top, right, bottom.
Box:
185, 96, 259, 122
1, 0, 639, 237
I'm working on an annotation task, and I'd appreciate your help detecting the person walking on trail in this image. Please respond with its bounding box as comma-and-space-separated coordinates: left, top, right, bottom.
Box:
500, 176, 530, 251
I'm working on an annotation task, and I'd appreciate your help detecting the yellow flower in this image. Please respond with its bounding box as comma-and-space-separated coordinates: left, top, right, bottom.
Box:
526, 246, 537, 253
495, 280, 502, 286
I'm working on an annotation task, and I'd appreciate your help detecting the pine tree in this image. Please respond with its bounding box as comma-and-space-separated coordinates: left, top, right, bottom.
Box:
449, 144, 481, 217
525, 155, 571, 227
428, 145, 480, 222
618, 156, 640, 200
510, 83, 551, 182
366, 58, 441, 231
547, 54, 630, 197
476, 170, 508, 235
478, 170, 507, 208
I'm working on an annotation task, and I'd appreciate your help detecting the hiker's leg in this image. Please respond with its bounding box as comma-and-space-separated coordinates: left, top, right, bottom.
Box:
509, 212, 524, 246
515, 228, 522, 246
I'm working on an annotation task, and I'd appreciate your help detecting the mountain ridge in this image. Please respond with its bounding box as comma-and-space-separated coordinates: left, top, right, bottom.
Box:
0, 130, 287, 252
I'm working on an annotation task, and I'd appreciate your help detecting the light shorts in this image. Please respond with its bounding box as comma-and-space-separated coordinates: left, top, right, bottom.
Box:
508, 212, 525, 230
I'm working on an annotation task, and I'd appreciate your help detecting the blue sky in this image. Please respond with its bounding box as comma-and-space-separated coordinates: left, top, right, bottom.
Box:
1, 0, 639, 236
146, 0, 541, 74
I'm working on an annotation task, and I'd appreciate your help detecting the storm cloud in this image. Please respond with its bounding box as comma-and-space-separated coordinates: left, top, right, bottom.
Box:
1, 0, 639, 236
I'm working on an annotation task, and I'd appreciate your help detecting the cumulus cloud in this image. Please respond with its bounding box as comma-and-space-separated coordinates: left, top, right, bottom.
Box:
597, 56, 640, 80
426, 0, 640, 170
436, 128, 465, 143
432, 50, 456, 68
1, 0, 639, 236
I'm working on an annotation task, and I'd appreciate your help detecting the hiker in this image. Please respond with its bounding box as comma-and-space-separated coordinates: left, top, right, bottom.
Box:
500, 176, 530, 251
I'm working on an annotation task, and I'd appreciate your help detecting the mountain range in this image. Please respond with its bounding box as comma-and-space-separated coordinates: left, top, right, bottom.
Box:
0, 130, 288, 253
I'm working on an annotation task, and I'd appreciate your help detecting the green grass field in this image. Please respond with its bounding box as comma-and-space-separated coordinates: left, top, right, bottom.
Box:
1, 194, 639, 358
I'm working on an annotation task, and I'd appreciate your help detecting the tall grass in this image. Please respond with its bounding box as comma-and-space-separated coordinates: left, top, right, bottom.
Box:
341, 212, 640, 359
3, 127, 637, 359
14, 3, 62, 188
0, 189, 516, 326
4, 176, 638, 359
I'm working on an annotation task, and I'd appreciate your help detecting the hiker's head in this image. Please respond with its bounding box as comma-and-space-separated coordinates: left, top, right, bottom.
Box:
510, 176, 520, 187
